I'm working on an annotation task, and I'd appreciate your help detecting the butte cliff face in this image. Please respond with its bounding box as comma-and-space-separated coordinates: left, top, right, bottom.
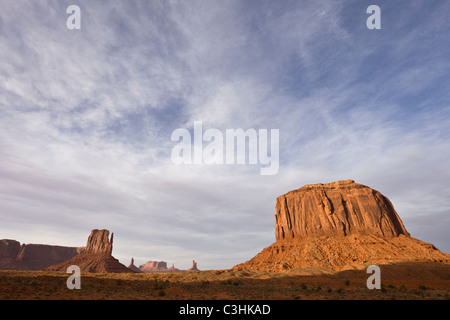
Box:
0, 239, 82, 271
44, 229, 133, 273
234, 180, 450, 272
85, 229, 113, 255
275, 179, 409, 240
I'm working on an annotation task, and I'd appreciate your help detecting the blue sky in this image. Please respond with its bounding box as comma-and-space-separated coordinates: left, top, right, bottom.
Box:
0, 0, 449, 269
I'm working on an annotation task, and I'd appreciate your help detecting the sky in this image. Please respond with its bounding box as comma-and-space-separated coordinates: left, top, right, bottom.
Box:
0, 0, 449, 270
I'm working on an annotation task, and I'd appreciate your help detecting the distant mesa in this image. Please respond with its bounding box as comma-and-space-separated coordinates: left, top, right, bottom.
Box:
233, 180, 450, 272
139, 260, 169, 273
138, 261, 183, 273
137, 260, 199, 273
44, 229, 133, 273
0, 239, 82, 271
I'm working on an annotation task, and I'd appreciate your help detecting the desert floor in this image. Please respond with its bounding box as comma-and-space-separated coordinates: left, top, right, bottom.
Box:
0, 261, 449, 300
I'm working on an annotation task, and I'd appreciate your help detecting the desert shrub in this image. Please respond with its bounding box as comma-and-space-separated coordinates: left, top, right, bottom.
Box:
418, 285, 427, 291
200, 280, 209, 287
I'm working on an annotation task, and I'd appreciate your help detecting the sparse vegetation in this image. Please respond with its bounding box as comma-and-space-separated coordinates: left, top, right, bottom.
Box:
0, 262, 448, 300
418, 285, 427, 291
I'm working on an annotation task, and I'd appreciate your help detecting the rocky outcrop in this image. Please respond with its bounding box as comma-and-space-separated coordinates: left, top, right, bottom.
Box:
44, 229, 133, 273
168, 263, 180, 272
85, 229, 113, 254
0, 239, 82, 271
275, 180, 409, 240
234, 180, 450, 272
187, 260, 199, 271
138, 261, 184, 273
127, 258, 142, 273
139, 261, 168, 272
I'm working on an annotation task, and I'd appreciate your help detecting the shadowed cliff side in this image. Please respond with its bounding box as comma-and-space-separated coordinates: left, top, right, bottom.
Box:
0, 239, 82, 271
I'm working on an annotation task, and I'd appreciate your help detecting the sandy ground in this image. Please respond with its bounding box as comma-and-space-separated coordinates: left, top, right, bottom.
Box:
0, 261, 449, 300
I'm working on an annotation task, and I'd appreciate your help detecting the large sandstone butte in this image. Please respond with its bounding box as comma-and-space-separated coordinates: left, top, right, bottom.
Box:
0, 239, 82, 271
234, 180, 450, 272
44, 229, 133, 273
274, 179, 409, 240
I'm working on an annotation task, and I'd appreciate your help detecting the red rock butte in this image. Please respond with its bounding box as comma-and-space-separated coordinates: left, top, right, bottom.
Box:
275, 179, 409, 240
234, 180, 450, 272
44, 229, 132, 273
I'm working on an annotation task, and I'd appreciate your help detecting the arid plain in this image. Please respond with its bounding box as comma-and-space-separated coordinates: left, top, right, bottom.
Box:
0, 261, 449, 300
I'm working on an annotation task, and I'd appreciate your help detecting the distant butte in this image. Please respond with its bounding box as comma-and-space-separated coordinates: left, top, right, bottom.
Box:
233, 180, 450, 272
187, 260, 199, 272
127, 257, 142, 273
139, 261, 169, 273
44, 229, 133, 273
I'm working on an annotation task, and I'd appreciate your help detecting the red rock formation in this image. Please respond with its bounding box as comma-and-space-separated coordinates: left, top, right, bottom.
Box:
0, 239, 82, 271
187, 260, 199, 271
85, 229, 113, 254
234, 180, 450, 272
139, 261, 168, 273
0, 240, 21, 269
138, 260, 184, 273
127, 257, 142, 273
44, 229, 133, 273
275, 180, 409, 240
168, 263, 180, 272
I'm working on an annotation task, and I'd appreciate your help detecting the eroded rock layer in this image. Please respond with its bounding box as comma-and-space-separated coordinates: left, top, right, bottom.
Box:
275, 180, 409, 240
